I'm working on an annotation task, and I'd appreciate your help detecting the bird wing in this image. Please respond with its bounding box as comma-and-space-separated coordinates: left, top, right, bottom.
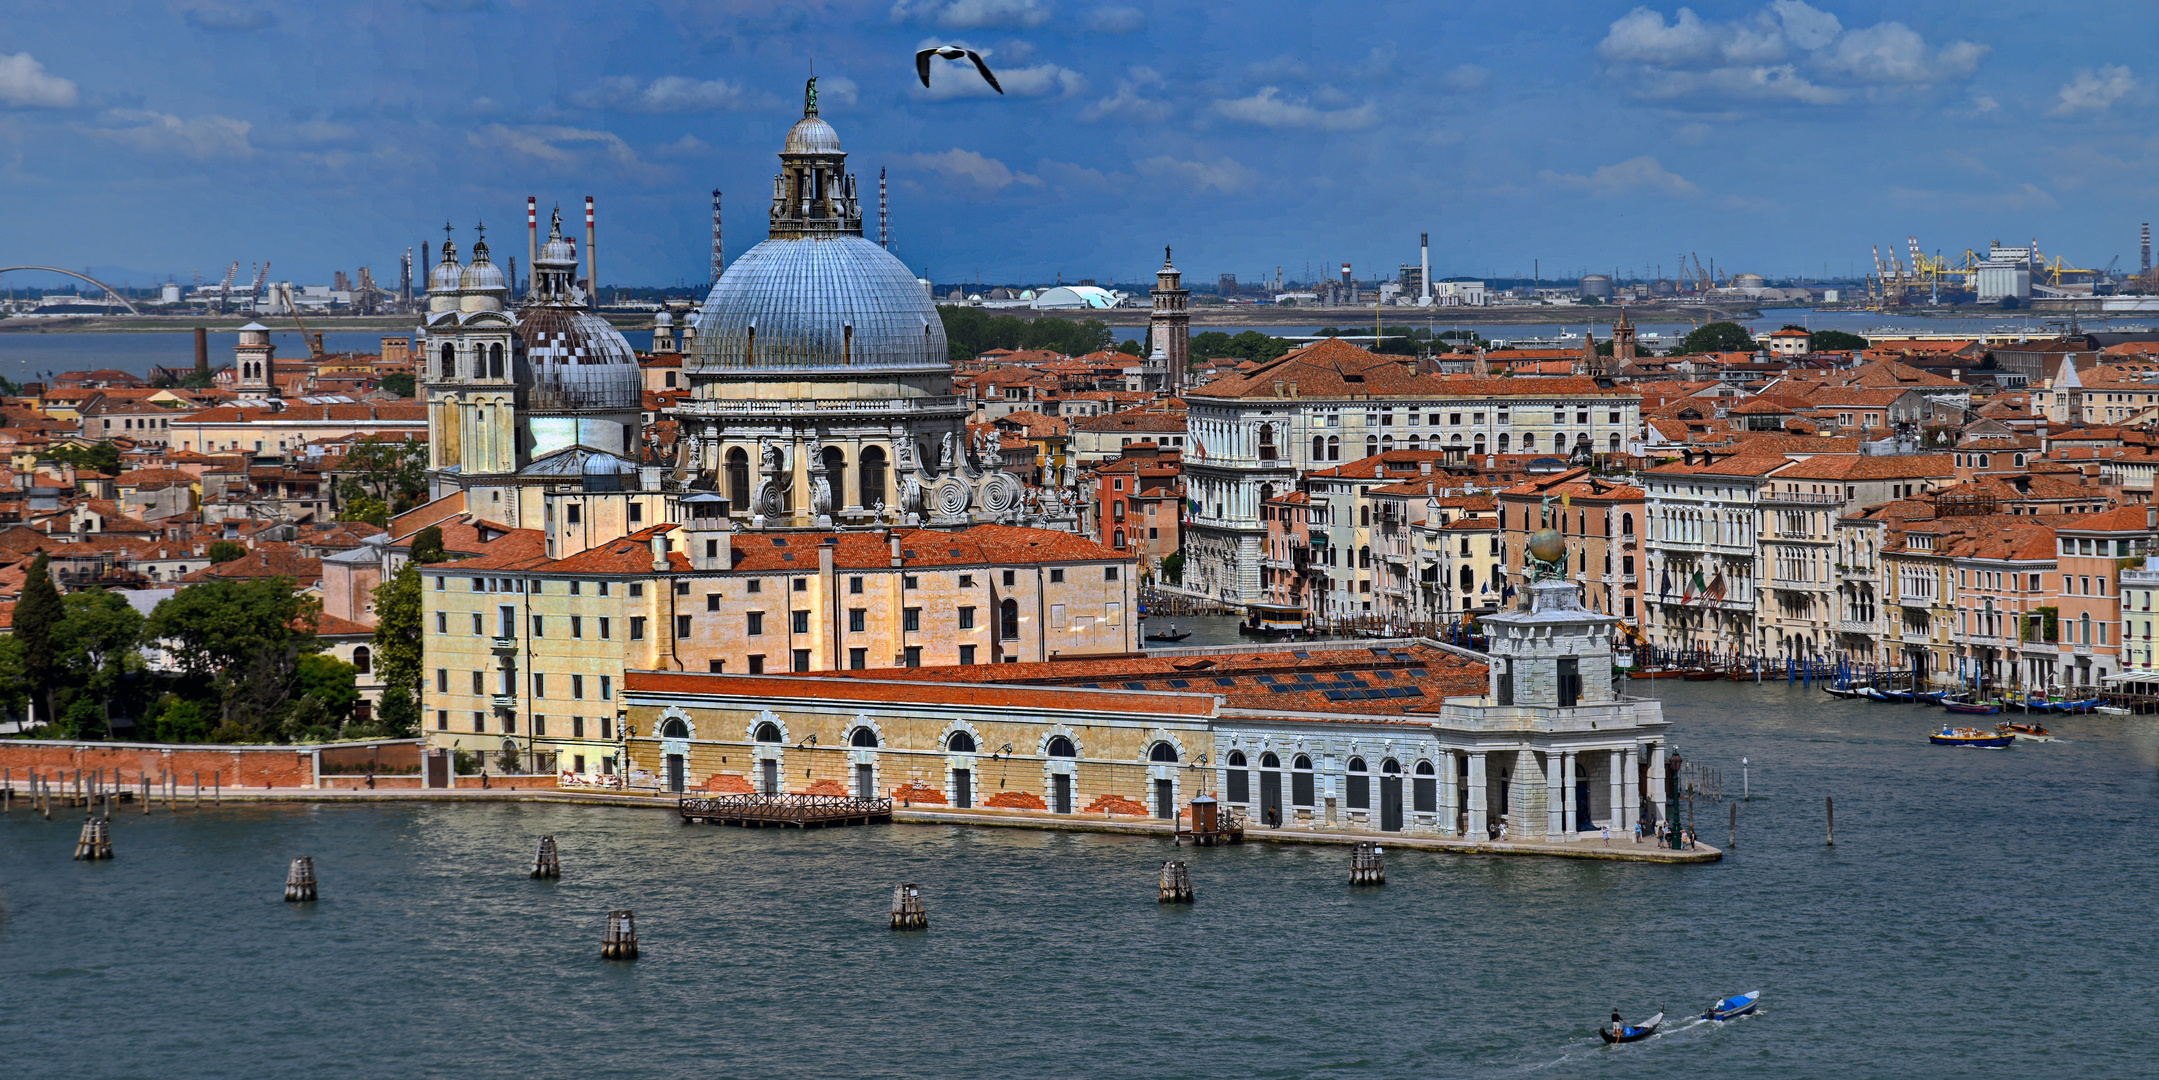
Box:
916, 48, 936, 88
965, 49, 1004, 94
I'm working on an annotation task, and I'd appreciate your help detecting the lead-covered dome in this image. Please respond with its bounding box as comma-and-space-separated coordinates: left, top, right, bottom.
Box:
689, 234, 946, 373
517, 306, 642, 412
784, 115, 841, 155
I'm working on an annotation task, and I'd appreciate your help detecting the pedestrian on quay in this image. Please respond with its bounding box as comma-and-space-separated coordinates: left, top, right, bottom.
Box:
1601, 824, 1610, 846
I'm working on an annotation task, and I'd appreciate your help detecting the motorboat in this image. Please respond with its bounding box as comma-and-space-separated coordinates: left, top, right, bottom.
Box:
1702, 991, 1760, 1021
1599, 1011, 1663, 1044
1998, 721, 2053, 741
1682, 669, 1727, 681
1929, 725, 2015, 748
1626, 667, 1692, 680
1941, 696, 2002, 716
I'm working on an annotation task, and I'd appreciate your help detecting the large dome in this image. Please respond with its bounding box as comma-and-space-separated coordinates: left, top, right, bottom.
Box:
517, 306, 642, 412
688, 233, 947, 374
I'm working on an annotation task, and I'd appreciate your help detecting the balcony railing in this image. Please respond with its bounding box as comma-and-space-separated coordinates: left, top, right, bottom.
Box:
491, 636, 517, 654
1760, 490, 1844, 505
490, 694, 517, 710
1835, 619, 1875, 635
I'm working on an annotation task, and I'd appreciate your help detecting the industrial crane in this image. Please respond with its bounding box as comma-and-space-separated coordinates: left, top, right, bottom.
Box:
215, 261, 239, 313
248, 262, 270, 311
277, 282, 327, 362
1692, 253, 1710, 291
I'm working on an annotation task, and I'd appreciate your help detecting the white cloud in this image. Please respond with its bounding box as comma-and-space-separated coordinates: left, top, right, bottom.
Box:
1134, 154, 1258, 194
1673, 121, 1712, 144
573, 75, 769, 112
1539, 155, 1699, 196
182, 5, 278, 31
2053, 66, 2138, 115
1083, 6, 1144, 33
1214, 87, 1376, 131
897, 148, 1043, 192
468, 124, 656, 178
1080, 68, 1170, 122
0, 52, 79, 109
1597, 3, 1987, 106
1440, 64, 1489, 92
821, 76, 860, 108
92, 109, 252, 159
891, 0, 1051, 29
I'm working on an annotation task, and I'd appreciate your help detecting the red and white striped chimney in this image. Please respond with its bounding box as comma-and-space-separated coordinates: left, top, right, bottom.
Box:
526, 197, 538, 299
585, 196, 597, 310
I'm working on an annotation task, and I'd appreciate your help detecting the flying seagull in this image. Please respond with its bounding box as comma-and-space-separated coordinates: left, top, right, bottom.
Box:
916, 46, 1003, 95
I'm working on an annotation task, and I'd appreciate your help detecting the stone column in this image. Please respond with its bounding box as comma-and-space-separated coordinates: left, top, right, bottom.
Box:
1510, 748, 1546, 839
1622, 745, 1640, 839
1607, 750, 1622, 834
1439, 750, 1457, 836
1466, 751, 1487, 840
1544, 749, 1564, 839
1648, 742, 1667, 830
1561, 751, 1577, 838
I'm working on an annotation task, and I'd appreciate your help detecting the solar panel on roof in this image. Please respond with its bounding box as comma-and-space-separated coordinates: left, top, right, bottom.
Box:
1292, 651, 1311, 659
1168, 679, 1190, 688
1215, 677, 1235, 687
1399, 687, 1424, 698
781, 553, 794, 561
770, 537, 787, 546
1296, 673, 1317, 682
1270, 684, 1297, 693
950, 548, 964, 556
1408, 667, 1429, 677
1256, 674, 1276, 684
1324, 689, 1347, 701
1374, 670, 1395, 680
1123, 682, 1146, 690
1370, 647, 1390, 655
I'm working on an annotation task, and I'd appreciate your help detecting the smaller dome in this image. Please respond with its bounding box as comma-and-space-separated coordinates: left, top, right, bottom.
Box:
784, 115, 841, 154
459, 250, 507, 307
428, 254, 464, 294
539, 234, 577, 267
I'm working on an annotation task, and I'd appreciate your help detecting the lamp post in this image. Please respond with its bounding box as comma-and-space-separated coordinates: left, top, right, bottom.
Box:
1741, 757, 1749, 802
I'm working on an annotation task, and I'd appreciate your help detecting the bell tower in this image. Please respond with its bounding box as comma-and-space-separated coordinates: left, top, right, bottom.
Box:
233, 321, 277, 400
422, 224, 519, 502
1149, 246, 1189, 391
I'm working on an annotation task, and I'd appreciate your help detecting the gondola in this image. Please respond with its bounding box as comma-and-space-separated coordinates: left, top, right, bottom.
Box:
1912, 690, 1948, 704
1599, 1011, 1662, 1044
1823, 683, 1869, 699
1143, 630, 1192, 643
1702, 991, 1761, 1022
1941, 696, 2002, 715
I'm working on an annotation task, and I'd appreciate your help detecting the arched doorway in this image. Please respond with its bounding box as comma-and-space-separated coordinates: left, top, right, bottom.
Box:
1259, 751, 1283, 825
727, 448, 750, 511
1379, 759, 1403, 832
754, 720, 781, 794
859, 446, 887, 510
822, 445, 846, 510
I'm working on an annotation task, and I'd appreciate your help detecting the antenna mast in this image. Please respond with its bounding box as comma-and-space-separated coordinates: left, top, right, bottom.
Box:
879, 167, 890, 250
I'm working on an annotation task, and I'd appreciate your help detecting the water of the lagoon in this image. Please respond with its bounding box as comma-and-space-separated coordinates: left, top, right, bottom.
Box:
0, 307, 2133, 383
1, 681, 2152, 1079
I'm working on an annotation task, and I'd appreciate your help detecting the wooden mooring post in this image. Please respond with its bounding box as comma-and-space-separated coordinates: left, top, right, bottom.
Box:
74, 816, 112, 860
890, 884, 928, 930
1729, 801, 1737, 850
141, 771, 151, 815
285, 857, 318, 902
1350, 841, 1386, 886
531, 835, 562, 879
1826, 796, 1835, 847
601, 910, 639, 959
1158, 860, 1193, 903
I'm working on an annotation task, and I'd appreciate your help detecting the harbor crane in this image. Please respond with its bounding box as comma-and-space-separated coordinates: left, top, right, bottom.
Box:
247, 262, 269, 310
276, 282, 327, 362
215, 261, 238, 313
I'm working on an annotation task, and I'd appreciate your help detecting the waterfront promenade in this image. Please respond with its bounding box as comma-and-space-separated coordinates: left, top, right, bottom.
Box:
1, 781, 1717, 863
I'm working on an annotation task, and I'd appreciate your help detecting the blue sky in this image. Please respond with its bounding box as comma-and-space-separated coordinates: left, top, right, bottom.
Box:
3, 1, 2154, 290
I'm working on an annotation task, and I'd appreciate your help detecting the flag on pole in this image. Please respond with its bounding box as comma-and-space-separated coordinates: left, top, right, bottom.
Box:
1704, 571, 1727, 602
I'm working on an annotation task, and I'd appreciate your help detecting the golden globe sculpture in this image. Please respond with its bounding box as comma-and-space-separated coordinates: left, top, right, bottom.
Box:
1525, 527, 1566, 583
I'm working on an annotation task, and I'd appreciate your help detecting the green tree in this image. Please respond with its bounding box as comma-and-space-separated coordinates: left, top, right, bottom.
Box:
1672, 321, 1759, 355
1158, 551, 1184, 585
337, 436, 428, 517
1810, 329, 1869, 351
380, 372, 416, 397
1116, 338, 1143, 356
935, 306, 1115, 361
52, 587, 144, 738
372, 685, 420, 739
41, 441, 122, 477
146, 577, 321, 679
146, 694, 216, 743
408, 525, 446, 564
13, 553, 62, 730
1190, 330, 1295, 364
340, 496, 391, 528
206, 539, 247, 563
293, 653, 360, 725
370, 563, 424, 705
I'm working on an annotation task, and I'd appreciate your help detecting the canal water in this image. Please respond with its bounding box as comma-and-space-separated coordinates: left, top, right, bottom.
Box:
2, 680, 2153, 1078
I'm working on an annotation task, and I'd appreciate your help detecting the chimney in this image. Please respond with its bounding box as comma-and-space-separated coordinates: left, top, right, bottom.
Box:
1419, 231, 1431, 303
1419, 459, 1432, 476
527, 196, 539, 300
193, 327, 209, 376
2146, 505, 2155, 530
650, 532, 669, 572
585, 195, 597, 311
889, 531, 903, 568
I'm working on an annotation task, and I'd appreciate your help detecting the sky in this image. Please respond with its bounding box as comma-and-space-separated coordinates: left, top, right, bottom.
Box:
3, 0, 2157, 291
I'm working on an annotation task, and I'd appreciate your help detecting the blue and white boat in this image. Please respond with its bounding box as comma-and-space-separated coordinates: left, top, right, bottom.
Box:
1702, 990, 1760, 1021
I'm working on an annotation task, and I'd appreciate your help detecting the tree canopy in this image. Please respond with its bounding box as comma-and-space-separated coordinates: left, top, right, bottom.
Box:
1672, 321, 1759, 355
1189, 330, 1294, 364
42, 441, 121, 476
1810, 329, 1869, 351
937, 306, 1114, 362
145, 577, 320, 679
380, 372, 416, 397
337, 436, 428, 522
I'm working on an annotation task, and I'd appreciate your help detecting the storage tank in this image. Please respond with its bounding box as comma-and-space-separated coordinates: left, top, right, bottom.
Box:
1732, 272, 1768, 290
1578, 274, 1613, 299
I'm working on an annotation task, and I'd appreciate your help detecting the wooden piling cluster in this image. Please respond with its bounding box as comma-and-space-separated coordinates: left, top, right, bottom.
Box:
1157, 860, 1193, 903
601, 910, 639, 959
1350, 842, 1385, 886
73, 816, 113, 860
285, 857, 318, 902
531, 835, 562, 879
890, 884, 928, 930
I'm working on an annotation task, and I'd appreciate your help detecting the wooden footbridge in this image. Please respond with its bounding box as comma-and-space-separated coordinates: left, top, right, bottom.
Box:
679, 793, 893, 828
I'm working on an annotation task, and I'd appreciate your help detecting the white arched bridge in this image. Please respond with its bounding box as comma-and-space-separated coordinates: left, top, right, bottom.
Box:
0, 266, 141, 315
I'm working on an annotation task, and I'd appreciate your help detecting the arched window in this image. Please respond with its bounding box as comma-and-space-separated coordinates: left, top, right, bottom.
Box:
1609, 433, 1621, 453
1347, 756, 1367, 773
661, 717, 689, 739
1522, 433, 1536, 452
1260, 751, 1281, 769
859, 446, 887, 510
1474, 434, 1486, 455
1113, 500, 1126, 521
1226, 749, 1246, 767
351, 646, 371, 675
488, 342, 504, 379
1360, 506, 1370, 527
1258, 423, 1276, 461
1408, 434, 1423, 451
1460, 565, 1474, 592
1365, 435, 1379, 457
1113, 528, 1126, 549
438, 344, 455, 380
1498, 432, 1510, 452
999, 598, 1020, 639
850, 727, 879, 748
822, 445, 846, 508
1414, 760, 1435, 775
1327, 435, 1340, 461
1148, 742, 1179, 763
1381, 435, 1394, 452
1293, 754, 1312, 770
1623, 512, 1634, 536
1381, 758, 1400, 774
753, 721, 781, 742
726, 448, 750, 512
1312, 435, 1326, 460
946, 730, 977, 753
1359, 546, 1371, 569
1046, 735, 1077, 757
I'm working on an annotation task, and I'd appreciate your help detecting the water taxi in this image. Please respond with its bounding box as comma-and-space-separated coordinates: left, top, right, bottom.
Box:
1929, 725, 2014, 748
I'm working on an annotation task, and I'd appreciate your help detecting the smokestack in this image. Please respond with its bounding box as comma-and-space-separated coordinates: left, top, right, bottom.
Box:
527, 197, 539, 299
193, 326, 208, 376
879, 168, 889, 249
1420, 231, 1431, 302
585, 195, 597, 311
2143, 222, 2151, 276
1340, 262, 1351, 286
721, 190, 738, 282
